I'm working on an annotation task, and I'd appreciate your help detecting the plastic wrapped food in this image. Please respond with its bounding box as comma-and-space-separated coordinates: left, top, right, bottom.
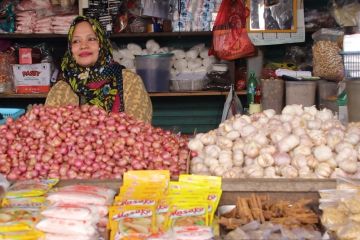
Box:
41, 206, 99, 222
6, 179, 58, 198
36, 218, 97, 236
312, 29, 344, 81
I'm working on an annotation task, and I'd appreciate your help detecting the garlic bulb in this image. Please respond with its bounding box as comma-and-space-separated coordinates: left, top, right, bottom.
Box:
204, 145, 221, 158
303, 105, 318, 117
293, 145, 312, 156
307, 119, 322, 130
277, 135, 300, 153
223, 167, 243, 178
292, 154, 308, 170
263, 109, 276, 118
240, 124, 257, 138
298, 166, 311, 178
313, 145, 333, 162
282, 104, 304, 116
243, 141, 260, 158
315, 108, 333, 122
257, 153, 274, 168
232, 138, 245, 151
326, 128, 345, 149
308, 130, 326, 146
253, 132, 268, 146
245, 164, 264, 178
330, 168, 348, 178
244, 157, 255, 166
199, 131, 216, 145
188, 138, 203, 152
335, 148, 357, 163
273, 152, 291, 166
191, 157, 204, 165
344, 132, 360, 146
290, 116, 302, 129
226, 131, 240, 141
219, 150, 233, 166
233, 149, 244, 167
306, 155, 318, 169
191, 163, 209, 174
216, 136, 233, 150
203, 157, 219, 168
209, 163, 220, 174
264, 166, 277, 178
280, 165, 298, 178
293, 127, 307, 137
232, 117, 247, 131
335, 142, 354, 153
270, 130, 288, 143
315, 163, 332, 178
299, 135, 314, 148
280, 114, 293, 122
213, 165, 227, 176
326, 158, 337, 169
339, 160, 357, 174
260, 145, 277, 155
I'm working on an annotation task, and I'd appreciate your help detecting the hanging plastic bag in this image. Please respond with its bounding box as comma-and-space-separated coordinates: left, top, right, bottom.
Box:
221, 85, 243, 122
210, 0, 255, 60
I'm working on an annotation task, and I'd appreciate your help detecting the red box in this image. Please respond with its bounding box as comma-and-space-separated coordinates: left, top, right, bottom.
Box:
19, 48, 32, 64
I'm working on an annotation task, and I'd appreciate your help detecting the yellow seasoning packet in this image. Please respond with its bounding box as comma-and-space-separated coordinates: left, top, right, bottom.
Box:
123, 170, 170, 188
109, 205, 156, 240
0, 208, 41, 233
2, 196, 46, 208
6, 179, 59, 198
169, 202, 209, 228
179, 175, 222, 225
0, 230, 44, 240
156, 198, 170, 233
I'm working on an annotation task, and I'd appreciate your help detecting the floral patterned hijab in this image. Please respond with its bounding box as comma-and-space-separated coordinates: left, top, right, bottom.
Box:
61, 16, 124, 112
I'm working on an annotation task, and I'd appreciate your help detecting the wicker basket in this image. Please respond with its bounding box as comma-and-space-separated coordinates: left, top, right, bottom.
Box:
0, 108, 25, 125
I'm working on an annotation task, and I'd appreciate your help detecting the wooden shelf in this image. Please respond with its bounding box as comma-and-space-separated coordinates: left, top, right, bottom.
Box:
0, 90, 245, 99
0, 31, 212, 39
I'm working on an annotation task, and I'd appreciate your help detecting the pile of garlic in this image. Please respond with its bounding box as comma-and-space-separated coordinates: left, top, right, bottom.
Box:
188, 104, 360, 179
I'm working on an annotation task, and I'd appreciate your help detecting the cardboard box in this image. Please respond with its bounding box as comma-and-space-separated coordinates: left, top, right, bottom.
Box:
12, 63, 51, 94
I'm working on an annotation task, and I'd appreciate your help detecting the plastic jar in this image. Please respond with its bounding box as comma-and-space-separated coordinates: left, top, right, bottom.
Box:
261, 78, 284, 114
285, 81, 317, 107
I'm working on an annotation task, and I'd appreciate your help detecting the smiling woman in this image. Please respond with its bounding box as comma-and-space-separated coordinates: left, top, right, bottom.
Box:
45, 16, 153, 123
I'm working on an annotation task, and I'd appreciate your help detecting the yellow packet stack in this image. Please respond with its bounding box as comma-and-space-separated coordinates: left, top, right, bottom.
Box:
178, 175, 222, 225
169, 201, 209, 228
110, 170, 171, 239
109, 205, 156, 240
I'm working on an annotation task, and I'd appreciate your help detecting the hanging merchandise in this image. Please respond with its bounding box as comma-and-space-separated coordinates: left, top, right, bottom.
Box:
210, 0, 255, 60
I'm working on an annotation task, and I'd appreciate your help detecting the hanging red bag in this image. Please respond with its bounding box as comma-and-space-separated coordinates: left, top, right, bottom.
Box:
210, 0, 255, 60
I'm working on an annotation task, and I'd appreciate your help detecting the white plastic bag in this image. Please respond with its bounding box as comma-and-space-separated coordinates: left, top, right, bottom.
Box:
221, 85, 243, 122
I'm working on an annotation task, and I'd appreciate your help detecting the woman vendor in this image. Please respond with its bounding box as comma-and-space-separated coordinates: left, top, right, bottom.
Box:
45, 16, 152, 123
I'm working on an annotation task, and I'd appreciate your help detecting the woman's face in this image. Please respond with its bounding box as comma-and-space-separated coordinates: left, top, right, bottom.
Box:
71, 21, 100, 67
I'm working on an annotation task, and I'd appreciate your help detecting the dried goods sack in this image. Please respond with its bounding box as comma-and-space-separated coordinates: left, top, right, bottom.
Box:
312, 40, 344, 81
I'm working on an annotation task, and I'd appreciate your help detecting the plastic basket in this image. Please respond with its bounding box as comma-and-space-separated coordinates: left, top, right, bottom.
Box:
0, 108, 25, 125
341, 51, 360, 79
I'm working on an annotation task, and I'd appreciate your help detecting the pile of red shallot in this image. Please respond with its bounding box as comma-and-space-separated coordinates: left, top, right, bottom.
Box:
0, 105, 189, 180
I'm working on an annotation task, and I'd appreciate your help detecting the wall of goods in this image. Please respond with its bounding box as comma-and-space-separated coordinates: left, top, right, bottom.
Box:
2, 0, 360, 239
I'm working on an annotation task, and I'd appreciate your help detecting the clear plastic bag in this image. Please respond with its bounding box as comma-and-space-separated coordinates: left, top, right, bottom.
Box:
221, 85, 243, 122
312, 28, 344, 81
